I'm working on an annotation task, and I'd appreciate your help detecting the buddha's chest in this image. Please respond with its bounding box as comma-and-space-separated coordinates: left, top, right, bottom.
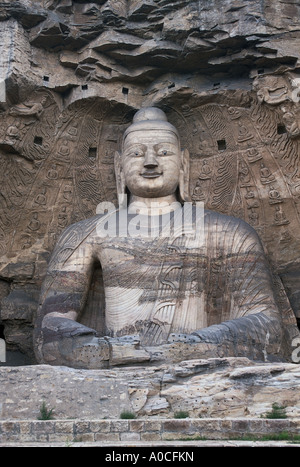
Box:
94, 237, 208, 335
96, 236, 205, 291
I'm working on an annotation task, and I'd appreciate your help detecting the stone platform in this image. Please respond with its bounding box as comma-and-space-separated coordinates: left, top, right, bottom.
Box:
1, 357, 300, 420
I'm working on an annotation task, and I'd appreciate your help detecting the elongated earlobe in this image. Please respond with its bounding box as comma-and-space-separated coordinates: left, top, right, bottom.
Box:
114, 151, 127, 208
179, 148, 191, 202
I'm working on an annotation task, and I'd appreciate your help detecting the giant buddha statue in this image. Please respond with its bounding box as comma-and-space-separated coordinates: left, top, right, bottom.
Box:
33, 107, 299, 368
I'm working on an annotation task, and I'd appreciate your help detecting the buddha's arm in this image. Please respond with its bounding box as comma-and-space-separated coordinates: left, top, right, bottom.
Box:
191, 225, 285, 360
190, 312, 282, 361
33, 223, 100, 366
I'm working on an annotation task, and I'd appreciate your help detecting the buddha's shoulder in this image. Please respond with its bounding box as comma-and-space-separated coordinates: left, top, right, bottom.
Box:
204, 209, 260, 239
54, 215, 102, 246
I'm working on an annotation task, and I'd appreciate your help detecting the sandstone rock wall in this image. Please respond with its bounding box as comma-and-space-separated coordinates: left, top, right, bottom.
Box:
0, 0, 300, 361
1, 358, 300, 420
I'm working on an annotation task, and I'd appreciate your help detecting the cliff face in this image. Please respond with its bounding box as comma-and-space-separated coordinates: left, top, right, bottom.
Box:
0, 0, 300, 362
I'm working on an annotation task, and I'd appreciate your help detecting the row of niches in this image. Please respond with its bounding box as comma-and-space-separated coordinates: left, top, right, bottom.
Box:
194, 122, 288, 155
2, 123, 289, 160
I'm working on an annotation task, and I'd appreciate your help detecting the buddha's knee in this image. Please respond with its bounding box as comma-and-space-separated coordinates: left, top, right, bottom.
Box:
35, 315, 110, 369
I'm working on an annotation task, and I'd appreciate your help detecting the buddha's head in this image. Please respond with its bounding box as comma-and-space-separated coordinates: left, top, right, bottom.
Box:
115, 107, 190, 205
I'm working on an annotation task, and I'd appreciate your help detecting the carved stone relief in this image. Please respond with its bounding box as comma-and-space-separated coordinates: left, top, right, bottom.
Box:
172, 96, 300, 277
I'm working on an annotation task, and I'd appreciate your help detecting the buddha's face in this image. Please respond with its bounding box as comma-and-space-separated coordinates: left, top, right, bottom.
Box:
121, 129, 181, 198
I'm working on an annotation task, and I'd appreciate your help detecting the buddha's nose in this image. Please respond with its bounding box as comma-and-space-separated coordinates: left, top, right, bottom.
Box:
144, 149, 158, 168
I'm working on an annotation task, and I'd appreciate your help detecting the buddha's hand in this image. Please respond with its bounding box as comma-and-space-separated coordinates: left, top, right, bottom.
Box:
191, 324, 227, 344
166, 325, 230, 360
168, 324, 226, 345
38, 313, 109, 368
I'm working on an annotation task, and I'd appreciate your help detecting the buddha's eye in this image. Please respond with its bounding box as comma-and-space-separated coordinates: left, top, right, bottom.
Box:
157, 148, 170, 156
131, 149, 144, 157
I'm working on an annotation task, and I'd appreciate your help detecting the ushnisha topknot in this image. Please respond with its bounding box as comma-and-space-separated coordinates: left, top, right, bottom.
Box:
133, 107, 168, 123
123, 107, 180, 144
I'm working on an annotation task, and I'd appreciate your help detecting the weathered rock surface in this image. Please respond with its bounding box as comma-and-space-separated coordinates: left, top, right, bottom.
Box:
0, 0, 300, 361
1, 357, 300, 420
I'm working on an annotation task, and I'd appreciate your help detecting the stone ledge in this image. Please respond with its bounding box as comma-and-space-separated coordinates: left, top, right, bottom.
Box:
1, 418, 300, 444
2, 359, 300, 420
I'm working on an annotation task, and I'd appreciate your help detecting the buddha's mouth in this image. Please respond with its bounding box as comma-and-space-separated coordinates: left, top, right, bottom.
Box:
141, 171, 163, 178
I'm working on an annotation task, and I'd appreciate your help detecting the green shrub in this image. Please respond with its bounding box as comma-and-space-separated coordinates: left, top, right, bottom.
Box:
263, 403, 287, 419
120, 410, 136, 419
38, 401, 55, 420
237, 432, 300, 442
174, 410, 189, 419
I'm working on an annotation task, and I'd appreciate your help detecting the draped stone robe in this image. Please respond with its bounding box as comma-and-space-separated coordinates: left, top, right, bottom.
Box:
34, 206, 298, 364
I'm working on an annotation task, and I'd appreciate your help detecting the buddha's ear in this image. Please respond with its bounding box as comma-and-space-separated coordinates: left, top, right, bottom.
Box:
179, 148, 191, 202
114, 151, 127, 208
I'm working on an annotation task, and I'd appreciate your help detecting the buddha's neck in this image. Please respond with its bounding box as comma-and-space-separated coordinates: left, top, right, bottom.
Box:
128, 194, 181, 215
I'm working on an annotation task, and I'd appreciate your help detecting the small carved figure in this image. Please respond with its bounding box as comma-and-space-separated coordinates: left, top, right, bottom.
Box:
239, 161, 251, 186
192, 179, 205, 201
260, 163, 275, 184
198, 160, 212, 180
9, 96, 47, 120
281, 104, 300, 138
248, 207, 259, 226
63, 185, 73, 202
237, 123, 253, 142
274, 206, 290, 226
28, 213, 41, 232
6, 124, 20, 141
58, 206, 68, 228
47, 164, 58, 180
57, 142, 71, 161
34, 188, 47, 206
244, 186, 255, 199
268, 185, 282, 205
247, 148, 262, 163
